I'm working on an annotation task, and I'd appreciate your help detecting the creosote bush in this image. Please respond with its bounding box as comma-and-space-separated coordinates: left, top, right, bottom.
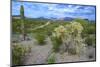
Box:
35, 33, 46, 45
51, 36, 62, 52
85, 35, 96, 47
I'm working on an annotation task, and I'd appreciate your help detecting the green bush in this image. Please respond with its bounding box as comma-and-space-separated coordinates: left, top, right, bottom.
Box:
47, 53, 55, 64
82, 25, 95, 36
51, 36, 62, 52
85, 35, 96, 47
12, 45, 30, 65
35, 34, 46, 45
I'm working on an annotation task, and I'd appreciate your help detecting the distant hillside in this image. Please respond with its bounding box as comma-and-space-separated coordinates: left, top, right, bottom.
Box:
12, 15, 95, 22
12, 15, 21, 19
60, 17, 74, 21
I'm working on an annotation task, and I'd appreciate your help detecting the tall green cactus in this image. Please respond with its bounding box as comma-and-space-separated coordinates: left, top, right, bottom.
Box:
20, 5, 24, 19
20, 5, 26, 40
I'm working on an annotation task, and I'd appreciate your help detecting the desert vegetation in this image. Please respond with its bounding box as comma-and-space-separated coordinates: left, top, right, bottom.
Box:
12, 44, 31, 65
12, 17, 96, 65
12, 4, 96, 66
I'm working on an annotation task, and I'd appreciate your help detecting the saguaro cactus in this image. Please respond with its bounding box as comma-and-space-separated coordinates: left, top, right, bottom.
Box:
20, 5, 24, 19
20, 5, 26, 40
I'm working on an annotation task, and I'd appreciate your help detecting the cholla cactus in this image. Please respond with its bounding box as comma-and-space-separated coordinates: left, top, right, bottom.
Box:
52, 22, 83, 40
65, 22, 85, 54
51, 25, 66, 52
65, 22, 83, 35
52, 21, 86, 55
70, 22, 83, 34
53, 25, 66, 40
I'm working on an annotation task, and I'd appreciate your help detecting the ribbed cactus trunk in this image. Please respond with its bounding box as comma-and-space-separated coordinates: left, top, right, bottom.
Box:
20, 5, 26, 40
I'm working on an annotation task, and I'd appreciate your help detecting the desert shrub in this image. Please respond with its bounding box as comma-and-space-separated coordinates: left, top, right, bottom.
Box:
12, 45, 31, 65
34, 33, 46, 45
74, 18, 96, 38
51, 36, 62, 52
85, 35, 96, 47
86, 26, 95, 34
12, 20, 22, 34
47, 53, 55, 64
82, 24, 96, 37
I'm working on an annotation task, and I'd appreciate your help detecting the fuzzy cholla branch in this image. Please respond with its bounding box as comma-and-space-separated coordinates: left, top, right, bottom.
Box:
53, 25, 66, 39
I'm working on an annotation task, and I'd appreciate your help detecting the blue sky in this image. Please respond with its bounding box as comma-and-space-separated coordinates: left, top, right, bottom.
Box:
12, 1, 96, 21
